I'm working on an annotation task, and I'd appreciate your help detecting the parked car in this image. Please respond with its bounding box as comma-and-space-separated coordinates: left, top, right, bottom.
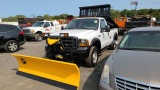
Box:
0, 24, 25, 52
18, 23, 32, 29
99, 27, 160, 90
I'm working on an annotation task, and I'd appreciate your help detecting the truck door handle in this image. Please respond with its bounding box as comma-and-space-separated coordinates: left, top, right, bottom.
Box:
98, 35, 101, 37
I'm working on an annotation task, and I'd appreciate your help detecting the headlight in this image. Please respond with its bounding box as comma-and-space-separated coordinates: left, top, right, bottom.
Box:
79, 39, 89, 46
31, 30, 35, 33
60, 33, 68, 37
101, 64, 110, 84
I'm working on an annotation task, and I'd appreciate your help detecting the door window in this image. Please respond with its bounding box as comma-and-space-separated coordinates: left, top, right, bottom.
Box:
44, 22, 51, 27
0, 25, 16, 32
100, 19, 106, 30
50, 22, 54, 26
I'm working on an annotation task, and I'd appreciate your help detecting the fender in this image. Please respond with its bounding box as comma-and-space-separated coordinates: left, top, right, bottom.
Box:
36, 31, 42, 34
113, 33, 118, 40
90, 38, 101, 51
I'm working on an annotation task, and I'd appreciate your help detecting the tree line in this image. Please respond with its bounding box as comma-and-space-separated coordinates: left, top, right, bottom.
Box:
2, 8, 160, 22
110, 8, 160, 19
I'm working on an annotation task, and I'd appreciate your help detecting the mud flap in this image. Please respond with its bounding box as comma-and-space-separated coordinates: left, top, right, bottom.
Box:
12, 54, 80, 89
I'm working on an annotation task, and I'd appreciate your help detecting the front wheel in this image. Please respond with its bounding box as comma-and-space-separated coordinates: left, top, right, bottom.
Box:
5, 40, 19, 52
35, 34, 43, 41
86, 46, 98, 67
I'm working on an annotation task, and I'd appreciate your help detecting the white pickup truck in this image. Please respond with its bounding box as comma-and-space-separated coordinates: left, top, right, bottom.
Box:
45, 4, 119, 67
22, 20, 62, 41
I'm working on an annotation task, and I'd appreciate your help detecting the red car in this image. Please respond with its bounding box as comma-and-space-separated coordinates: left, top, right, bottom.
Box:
18, 24, 32, 29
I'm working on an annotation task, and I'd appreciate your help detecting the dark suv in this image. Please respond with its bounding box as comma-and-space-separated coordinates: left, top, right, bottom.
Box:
0, 24, 25, 52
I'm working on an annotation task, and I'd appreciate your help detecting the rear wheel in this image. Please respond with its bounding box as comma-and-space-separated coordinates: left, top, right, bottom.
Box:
35, 34, 43, 41
118, 28, 124, 35
86, 46, 98, 67
109, 40, 117, 50
5, 40, 19, 52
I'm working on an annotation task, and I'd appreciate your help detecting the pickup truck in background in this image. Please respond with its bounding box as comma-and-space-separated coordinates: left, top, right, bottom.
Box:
22, 20, 62, 41
45, 4, 119, 67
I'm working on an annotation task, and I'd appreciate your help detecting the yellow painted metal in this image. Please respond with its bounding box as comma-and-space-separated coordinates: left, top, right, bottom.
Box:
12, 54, 80, 89
47, 38, 60, 45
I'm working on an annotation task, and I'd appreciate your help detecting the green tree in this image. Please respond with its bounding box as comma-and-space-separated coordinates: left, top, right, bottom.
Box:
110, 9, 120, 19
120, 9, 128, 17
36, 16, 43, 18
137, 9, 149, 15
59, 14, 69, 19
43, 14, 51, 20
15, 15, 26, 21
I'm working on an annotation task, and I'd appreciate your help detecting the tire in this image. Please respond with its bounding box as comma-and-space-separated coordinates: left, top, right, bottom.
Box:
5, 40, 19, 52
109, 40, 117, 50
86, 46, 98, 67
119, 28, 124, 35
35, 34, 43, 41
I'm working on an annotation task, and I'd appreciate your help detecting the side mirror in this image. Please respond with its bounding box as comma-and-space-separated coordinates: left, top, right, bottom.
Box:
105, 25, 110, 32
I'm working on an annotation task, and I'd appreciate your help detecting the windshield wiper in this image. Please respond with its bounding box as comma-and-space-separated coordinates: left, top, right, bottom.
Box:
79, 27, 93, 30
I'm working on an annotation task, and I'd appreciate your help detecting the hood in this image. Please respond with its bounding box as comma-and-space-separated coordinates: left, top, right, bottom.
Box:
50, 29, 95, 38
113, 49, 160, 85
22, 27, 42, 30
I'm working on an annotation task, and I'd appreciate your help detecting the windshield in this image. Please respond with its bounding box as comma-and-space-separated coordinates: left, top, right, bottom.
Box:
119, 31, 160, 51
65, 19, 99, 30
32, 22, 44, 27
17, 25, 22, 29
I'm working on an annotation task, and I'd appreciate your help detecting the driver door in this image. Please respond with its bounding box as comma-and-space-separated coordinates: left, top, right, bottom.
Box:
100, 19, 111, 48
43, 22, 52, 33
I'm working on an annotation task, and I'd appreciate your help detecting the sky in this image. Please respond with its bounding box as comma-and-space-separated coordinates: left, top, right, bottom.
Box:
0, 0, 160, 18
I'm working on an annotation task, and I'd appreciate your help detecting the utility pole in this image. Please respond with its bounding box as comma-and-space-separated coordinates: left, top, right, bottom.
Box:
130, 1, 138, 16
134, 3, 138, 16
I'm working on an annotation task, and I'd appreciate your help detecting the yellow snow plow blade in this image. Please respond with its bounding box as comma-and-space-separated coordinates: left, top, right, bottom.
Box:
12, 54, 80, 89
47, 38, 60, 45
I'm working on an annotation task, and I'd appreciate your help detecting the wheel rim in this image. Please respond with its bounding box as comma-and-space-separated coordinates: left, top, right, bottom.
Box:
92, 50, 98, 64
113, 44, 116, 48
8, 42, 17, 51
38, 35, 42, 41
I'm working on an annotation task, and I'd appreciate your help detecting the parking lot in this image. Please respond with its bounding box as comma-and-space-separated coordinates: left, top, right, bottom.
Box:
0, 36, 123, 90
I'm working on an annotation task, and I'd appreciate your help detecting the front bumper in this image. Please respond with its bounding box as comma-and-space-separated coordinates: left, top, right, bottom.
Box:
45, 44, 90, 60
24, 33, 36, 39
99, 75, 116, 90
99, 80, 114, 90
67, 46, 90, 60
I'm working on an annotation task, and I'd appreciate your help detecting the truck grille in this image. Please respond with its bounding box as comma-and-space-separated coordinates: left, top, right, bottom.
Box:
60, 37, 78, 50
115, 76, 160, 90
22, 29, 31, 33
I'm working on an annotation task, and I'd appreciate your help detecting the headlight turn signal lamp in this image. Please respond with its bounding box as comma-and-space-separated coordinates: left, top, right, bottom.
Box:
60, 33, 69, 37
101, 65, 110, 84
31, 30, 35, 33
79, 39, 89, 46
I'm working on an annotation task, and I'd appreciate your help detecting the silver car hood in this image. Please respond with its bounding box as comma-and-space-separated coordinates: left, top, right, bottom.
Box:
113, 49, 160, 85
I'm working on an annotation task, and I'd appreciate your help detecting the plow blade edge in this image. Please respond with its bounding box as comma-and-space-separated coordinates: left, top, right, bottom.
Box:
12, 54, 80, 89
